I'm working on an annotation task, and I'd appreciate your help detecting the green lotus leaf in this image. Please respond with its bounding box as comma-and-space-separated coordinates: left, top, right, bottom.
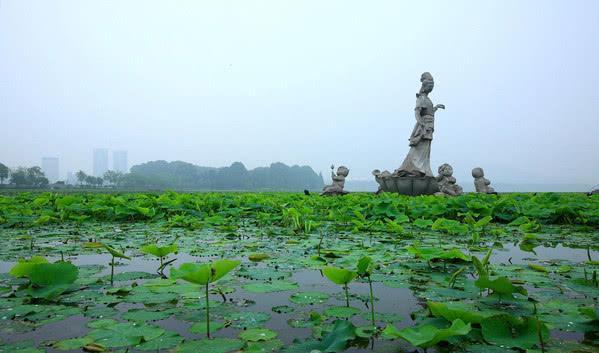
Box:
110, 271, 157, 281
272, 305, 295, 314
26, 262, 79, 300
475, 215, 493, 227
135, 331, 182, 351
289, 291, 330, 305
0, 341, 45, 353
481, 314, 549, 349
356, 256, 373, 276
87, 318, 119, 329
174, 338, 244, 353
140, 244, 178, 258
323, 266, 357, 285
190, 321, 224, 334
53, 337, 94, 350
9, 256, 49, 278
383, 318, 471, 349
475, 276, 528, 297
248, 253, 270, 262
355, 325, 377, 338
284, 319, 356, 353
170, 263, 211, 285
210, 259, 241, 282
579, 306, 599, 321
226, 311, 271, 329
86, 322, 165, 348
239, 328, 278, 342
528, 263, 549, 273
428, 301, 489, 324
103, 244, 131, 260
324, 306, 361, 318
122, 308, 174, 322
413, 218, 434, 229
407, 246, 470, 262
244, 339, 284, 353
432, 218, 469, 234
242, 281, 298, 293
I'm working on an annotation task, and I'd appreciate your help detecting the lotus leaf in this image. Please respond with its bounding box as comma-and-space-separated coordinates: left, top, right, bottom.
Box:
284, 319, 356, 353
239, 328, 278, 342
9, 256, 48, 278
322, 266, 357, 285
140, 244, 177, 258
481, 314, 549, 349
383, 318, 471, 348
475, 276, 528, 297
174, 338, 244, 353
27, 262, 78, 300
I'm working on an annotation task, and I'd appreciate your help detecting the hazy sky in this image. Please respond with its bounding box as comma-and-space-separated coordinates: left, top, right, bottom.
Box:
1, 1, 598, 185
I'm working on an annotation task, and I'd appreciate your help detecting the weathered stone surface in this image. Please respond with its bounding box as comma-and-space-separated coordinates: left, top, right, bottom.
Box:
373, 72, 445, 195
321, 165, 349, 196
435, 163, 463, 196
373, 171, 439, 196
472, 167, 495, 193
396, 72, 444, 177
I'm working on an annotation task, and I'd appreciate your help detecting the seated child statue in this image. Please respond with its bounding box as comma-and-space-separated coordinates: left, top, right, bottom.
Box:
321, 165, 350, 196
435, 163, 463, 196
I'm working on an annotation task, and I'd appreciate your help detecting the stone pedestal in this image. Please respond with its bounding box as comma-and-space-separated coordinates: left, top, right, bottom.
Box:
375, 175, 439, 196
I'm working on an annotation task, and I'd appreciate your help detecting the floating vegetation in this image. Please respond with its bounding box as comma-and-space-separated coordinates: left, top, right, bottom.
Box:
0, 191, 597, 352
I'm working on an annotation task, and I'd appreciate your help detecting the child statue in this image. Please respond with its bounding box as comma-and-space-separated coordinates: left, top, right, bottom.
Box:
472, 167, 495, 194
435, 163, 463, 196
321, 165, 350, 196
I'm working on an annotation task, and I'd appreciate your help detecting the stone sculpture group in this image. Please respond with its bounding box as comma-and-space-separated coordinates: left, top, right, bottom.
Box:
322, 72, 495, 196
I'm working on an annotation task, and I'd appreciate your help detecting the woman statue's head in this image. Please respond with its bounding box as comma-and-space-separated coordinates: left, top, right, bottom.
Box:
419, 72, 434, 95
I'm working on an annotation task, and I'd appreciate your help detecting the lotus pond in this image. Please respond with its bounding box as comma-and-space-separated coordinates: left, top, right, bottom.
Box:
0, 192, 597, 353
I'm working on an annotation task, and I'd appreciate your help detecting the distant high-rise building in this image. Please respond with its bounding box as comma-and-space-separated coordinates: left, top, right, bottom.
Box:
41, 157, 59, 183
66, 172, 77, 185
93, 148, 109, 177
113, 150, 128, 173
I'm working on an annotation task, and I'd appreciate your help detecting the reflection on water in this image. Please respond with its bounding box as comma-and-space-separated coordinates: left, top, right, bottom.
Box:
490, 243, 598, 265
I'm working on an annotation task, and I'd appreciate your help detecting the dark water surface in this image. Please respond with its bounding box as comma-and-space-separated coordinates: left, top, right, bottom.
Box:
1, 241, 596, 353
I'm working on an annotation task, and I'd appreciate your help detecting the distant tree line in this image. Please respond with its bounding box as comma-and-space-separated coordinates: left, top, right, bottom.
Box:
114, 160, 324, 191
0, 160, 324, 191
0, 163, 49, 187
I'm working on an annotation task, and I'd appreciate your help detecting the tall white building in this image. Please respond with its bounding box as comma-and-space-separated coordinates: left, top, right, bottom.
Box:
93, 148, 109, 177
41, 157, 59, 183
113, 150, 128, 173
66, 172, 77, 185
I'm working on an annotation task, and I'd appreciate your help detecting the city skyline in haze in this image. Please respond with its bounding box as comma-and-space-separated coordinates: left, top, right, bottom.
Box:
1, 1, 598, 188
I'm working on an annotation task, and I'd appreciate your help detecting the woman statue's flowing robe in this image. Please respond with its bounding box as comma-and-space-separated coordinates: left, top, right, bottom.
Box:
396, 94, 435, 177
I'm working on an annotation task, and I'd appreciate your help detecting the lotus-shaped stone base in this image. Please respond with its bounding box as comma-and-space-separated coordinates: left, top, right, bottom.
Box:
373, 171, 439, 196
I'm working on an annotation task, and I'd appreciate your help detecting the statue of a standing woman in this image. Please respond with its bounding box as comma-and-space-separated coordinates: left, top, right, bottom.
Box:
396, 72, 444, 177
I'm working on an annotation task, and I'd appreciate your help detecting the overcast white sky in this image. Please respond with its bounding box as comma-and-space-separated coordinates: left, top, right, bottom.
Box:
1, 1, 598, 185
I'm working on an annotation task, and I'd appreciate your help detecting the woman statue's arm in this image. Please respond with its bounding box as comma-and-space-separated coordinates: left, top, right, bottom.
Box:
414, 107, 424, 124
433, 104, 445, 112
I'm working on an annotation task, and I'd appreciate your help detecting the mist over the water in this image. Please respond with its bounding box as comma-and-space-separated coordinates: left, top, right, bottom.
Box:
1, 1, 598, 189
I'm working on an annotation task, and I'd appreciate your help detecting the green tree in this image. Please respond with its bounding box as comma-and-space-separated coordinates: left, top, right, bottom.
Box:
9, 167, 27, 185
85, 175, 95, 187
26, 166, 48, 187
9, 166, 48, 187
103, 170, 124, 186
76, 170, 87, 186
0, 163, 9, 184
